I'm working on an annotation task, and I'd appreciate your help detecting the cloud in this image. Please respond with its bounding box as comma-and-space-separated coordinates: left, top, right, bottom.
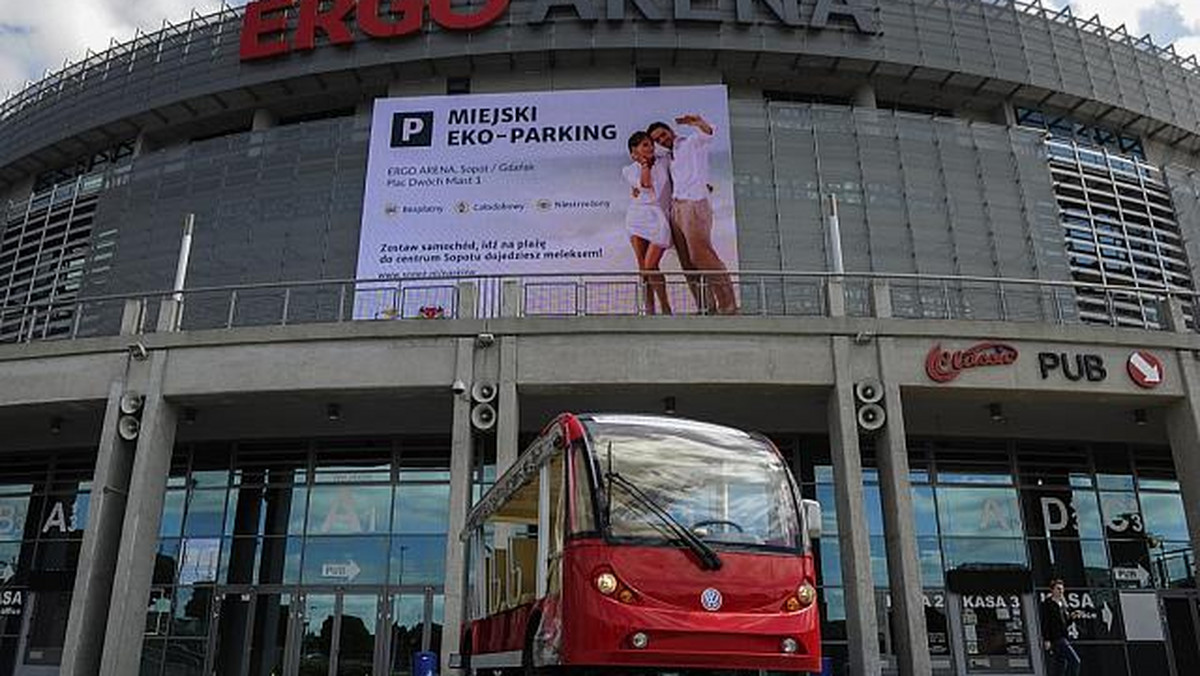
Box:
0, 1, 241, 97
1066, 1, 1200, 54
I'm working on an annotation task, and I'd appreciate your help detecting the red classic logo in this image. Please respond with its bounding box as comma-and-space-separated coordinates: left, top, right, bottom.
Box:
925, 342, 1019, 383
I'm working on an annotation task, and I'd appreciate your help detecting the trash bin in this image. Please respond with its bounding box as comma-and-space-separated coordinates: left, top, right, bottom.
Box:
413, 650, 438, 676
820, 656, 834, 676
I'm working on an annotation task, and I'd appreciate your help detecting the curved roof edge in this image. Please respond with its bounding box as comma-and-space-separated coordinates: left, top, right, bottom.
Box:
2, 0, 1197, 123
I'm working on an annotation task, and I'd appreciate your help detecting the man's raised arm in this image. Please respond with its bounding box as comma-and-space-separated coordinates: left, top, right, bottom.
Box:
674, 114, 713, 136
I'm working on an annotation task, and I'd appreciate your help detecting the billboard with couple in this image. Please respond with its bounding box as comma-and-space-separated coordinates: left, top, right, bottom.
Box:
355, 85, 738, 318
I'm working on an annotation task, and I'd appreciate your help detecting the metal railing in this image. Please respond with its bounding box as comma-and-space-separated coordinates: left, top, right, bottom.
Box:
0, 271, 1194, 346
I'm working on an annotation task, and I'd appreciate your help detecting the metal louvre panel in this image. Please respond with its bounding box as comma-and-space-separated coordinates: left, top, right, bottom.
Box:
3, 1, 1200, 177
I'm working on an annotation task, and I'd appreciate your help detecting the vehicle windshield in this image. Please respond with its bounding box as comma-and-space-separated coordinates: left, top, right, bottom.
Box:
584, 415, 802, 551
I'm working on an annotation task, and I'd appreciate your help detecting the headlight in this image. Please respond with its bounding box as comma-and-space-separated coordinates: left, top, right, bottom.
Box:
796, 583, 816, 607
781, 637, 799, 654
596, 572, 618, 595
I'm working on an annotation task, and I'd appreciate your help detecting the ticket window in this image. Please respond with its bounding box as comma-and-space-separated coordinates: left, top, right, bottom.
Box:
948, 592, 1044, 675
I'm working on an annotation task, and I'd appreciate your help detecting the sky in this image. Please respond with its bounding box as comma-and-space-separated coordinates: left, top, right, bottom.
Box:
0, 0, 1198, 98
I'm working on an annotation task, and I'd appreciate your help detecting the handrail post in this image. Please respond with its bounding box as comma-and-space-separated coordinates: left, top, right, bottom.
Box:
156, 297, 182, 332
1163, 294, 1190, 333
501, 279, 521, 318
871, 279, 893, 319
71, 301, 85, 338
226, 290, 238, 329
458, 281, 478, 320
281, 288, 291, 326
119, 299, 144, 336
337, 283, 347, 322
826, 276, 846, 318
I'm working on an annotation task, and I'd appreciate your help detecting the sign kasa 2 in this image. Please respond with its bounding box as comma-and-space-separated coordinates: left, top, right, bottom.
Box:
240, 0, 877, 60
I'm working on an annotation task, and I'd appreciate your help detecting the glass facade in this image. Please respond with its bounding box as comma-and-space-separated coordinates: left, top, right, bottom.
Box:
0, 450, 94, 676
140, 438, 451, 676
782, 437, 1193, 676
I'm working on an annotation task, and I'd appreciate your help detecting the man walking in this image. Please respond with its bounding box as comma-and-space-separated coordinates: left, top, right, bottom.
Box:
648, 115, 737, 314
1041, 579, 1081, 676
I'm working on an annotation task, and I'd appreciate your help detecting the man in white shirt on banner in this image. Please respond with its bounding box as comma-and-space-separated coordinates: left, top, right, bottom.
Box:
648, 115, 738, 314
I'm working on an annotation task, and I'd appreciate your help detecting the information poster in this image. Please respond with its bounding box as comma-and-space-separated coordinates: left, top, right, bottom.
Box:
355, 85, 738, 318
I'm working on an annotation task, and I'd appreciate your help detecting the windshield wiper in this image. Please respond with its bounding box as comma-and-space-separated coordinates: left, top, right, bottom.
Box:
605, 470, 722, 571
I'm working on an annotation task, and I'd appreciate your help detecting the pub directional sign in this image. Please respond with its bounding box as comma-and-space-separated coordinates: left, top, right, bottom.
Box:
1127, 351, 1163, 389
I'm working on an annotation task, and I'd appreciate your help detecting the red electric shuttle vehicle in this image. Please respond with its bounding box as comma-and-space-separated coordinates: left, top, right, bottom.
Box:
456, 413, 822, 674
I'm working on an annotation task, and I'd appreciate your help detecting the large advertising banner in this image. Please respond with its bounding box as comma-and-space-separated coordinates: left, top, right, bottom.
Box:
355, 85, 738, 318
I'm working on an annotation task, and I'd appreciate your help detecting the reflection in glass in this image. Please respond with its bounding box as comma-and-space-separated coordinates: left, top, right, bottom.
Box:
1150, 541, 1194, 588
222, 537, 302, 586
937, 488, 1022, 537
162, 639, 205, 676
912, 486, 939, 536
303, 537, 389, 586
171, 587, 211, 637
816, 539, 842, 587
308, 485, 392, 535
339, 595, 378, 676
226, 484, 307, 538
155, 539, 181, 585
183, 490, 227, 537
213, 594, 251, 676
249, 594, 291, 676
1138, 493, 1189, 541
394, 484, 450, 534
819, 587, 847, 641
941, 538, 1027, 569
392, 535, 447, 586
1099, 490, 1141, 531
918, 537, 944, 587
159, 491, 186, 538
391, 594, 445, 674
869, 535, 888, 588
299, 594, 336, 676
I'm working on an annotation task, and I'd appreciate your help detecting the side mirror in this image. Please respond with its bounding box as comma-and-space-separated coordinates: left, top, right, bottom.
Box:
802, 499, 822, 540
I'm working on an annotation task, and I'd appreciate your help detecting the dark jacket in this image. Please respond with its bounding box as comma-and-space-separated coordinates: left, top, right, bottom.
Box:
1041, 596, 1070, 642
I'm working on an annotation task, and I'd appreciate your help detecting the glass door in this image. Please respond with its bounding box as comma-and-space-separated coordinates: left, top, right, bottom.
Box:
296, 592, 385, 676
1163, 594, 1200, 676
948, 592, 1043, 676
206, 589, 297, 676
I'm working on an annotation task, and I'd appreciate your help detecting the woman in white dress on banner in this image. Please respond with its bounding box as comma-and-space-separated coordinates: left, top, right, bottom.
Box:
622, 131, 673, 315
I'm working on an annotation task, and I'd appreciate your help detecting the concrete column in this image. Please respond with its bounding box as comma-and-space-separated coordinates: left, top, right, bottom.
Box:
853, 83, 877, 109
875, 337, 931, 676
60, 382, 136, 676
61, 299, 152, 676
1165, 353, 1200, 568
98, 351, 178, 676
442, 337, 476, 674
827, 336, 881, 676
496, 336, 519, 472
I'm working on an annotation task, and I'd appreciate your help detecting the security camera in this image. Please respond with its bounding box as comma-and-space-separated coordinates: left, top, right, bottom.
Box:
451, 379, 468, 396
475, 332, 496, 348
128, 342, 149, 361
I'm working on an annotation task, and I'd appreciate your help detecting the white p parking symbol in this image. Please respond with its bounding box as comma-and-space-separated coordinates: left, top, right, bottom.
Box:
391, 112, 434, 147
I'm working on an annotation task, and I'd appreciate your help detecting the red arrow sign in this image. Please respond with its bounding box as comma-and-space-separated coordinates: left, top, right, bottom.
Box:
1127, 351, 1163, 389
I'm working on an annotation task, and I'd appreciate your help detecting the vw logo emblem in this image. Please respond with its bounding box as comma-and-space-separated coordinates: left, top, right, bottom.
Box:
700, 587, 723, 612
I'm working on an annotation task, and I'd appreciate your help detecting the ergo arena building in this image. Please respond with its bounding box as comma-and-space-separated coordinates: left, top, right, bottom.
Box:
7, 1, 1200, 675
